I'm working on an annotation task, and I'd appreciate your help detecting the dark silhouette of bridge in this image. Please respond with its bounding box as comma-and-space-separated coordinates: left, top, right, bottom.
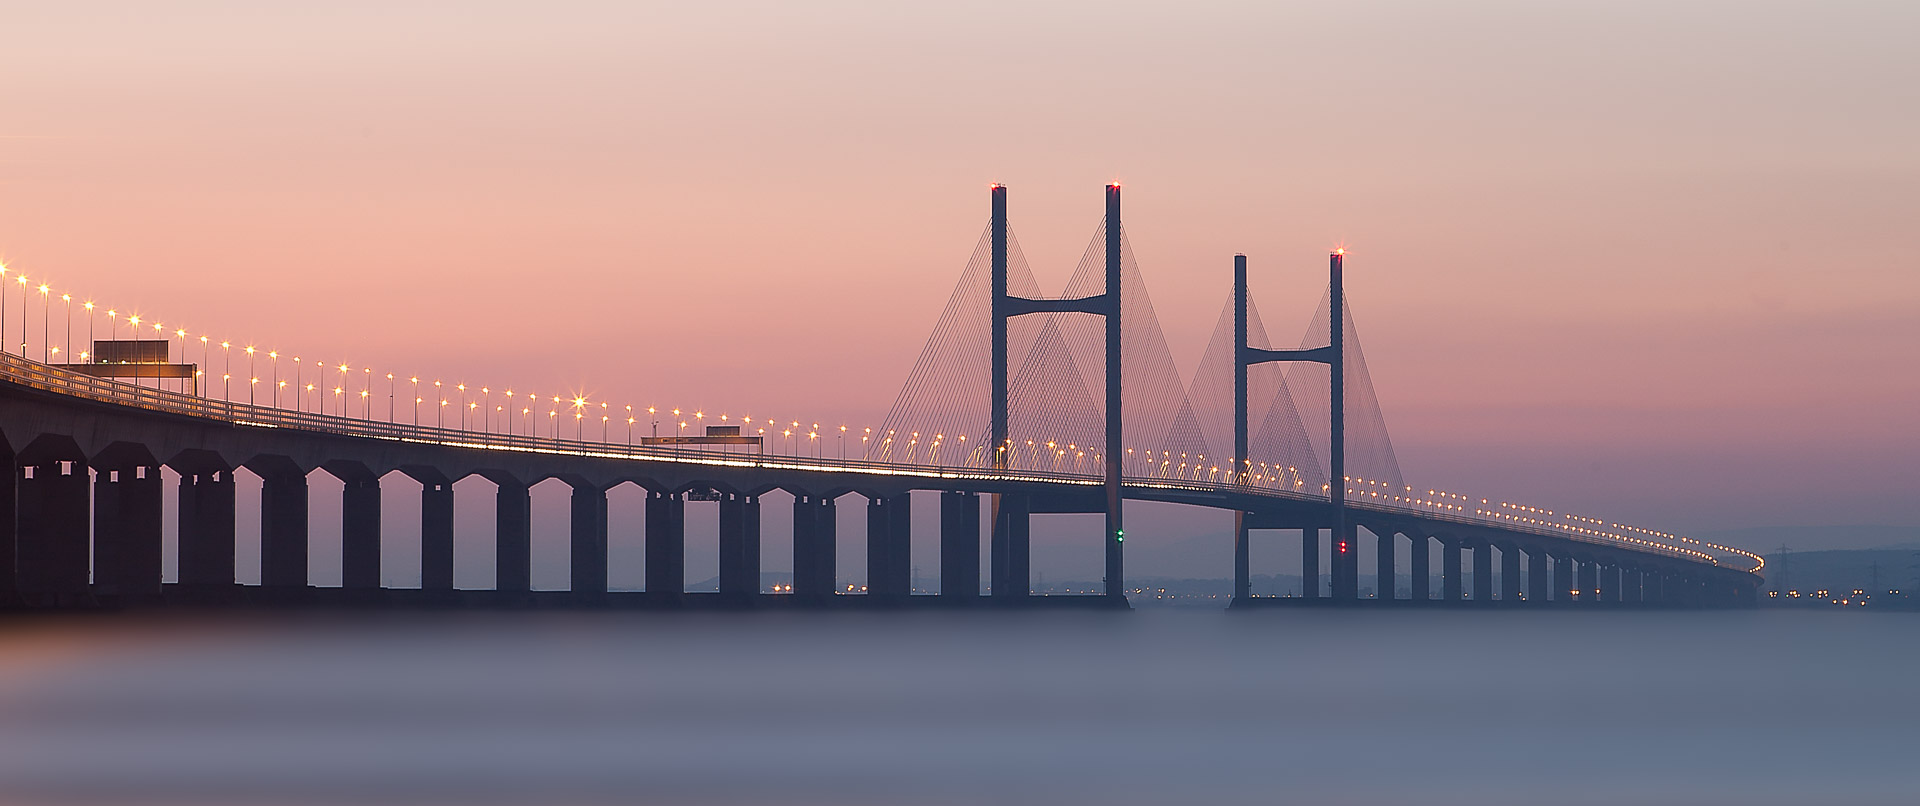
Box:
0, 186, 1763, 610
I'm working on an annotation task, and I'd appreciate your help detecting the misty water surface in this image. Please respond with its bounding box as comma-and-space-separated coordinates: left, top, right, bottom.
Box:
0, 609, 1912, 805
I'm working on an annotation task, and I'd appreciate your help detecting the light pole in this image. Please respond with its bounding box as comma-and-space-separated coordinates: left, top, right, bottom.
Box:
504, 390, 515, 435
363, 368, 372, 420
269, 351, 279, 407
107, 309, 118, 351
433, 381, 443, 428
126, 316, 141, 384
387, 373, 395, 423
839, 425, 847, 460
36, 284, 48, 361
649, 407, 658, 437
0, 264, 9, 353
293, 358, 303, 412
16, 275, 28, 355
338, 364, 350, 418
457, 384, 468, 430
59, 294, 72, 363
410, 378, 419, 424
482, 387, 491, 435
220, 341, 231, 401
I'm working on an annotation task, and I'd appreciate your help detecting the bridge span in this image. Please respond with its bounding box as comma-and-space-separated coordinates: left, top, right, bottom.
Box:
0, 184, 1762, 610
0, 351, 1758, 610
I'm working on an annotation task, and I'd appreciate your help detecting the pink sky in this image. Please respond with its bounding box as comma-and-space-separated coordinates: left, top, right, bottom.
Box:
1, 1, 1915, 535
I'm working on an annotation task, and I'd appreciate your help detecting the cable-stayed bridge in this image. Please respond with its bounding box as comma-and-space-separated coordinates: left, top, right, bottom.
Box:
0, 185, 1763, 609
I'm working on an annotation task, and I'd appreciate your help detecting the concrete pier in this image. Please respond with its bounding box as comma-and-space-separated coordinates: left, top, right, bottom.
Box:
941, 491, 979, 599
992, 492, 1030, 599
569, 482, 608, 596
257, 462, 308, 589
494, 477, 532, 593
1409, 532, 1430, 602
647, 491, 685, 600
721, 494, 759, 598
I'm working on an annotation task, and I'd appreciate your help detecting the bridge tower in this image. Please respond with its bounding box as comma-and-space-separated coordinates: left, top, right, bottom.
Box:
1231, 252, 1350, 602
990, 184, 1126, 600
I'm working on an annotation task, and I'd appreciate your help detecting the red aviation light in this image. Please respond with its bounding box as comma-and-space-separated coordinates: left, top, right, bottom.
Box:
1338, 540, 1349, 554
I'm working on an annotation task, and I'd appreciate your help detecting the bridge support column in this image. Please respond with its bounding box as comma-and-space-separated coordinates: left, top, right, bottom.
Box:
1301, 528, 1320, 599
495, 480, 531, 593
1472, 541, 1494, 603
1375, 529, 1395, 601
866, 495, 909, 597
647, 491, 685, 600
991, 492, 1029, 599
1441, 539, 1462, 603
258, 467, 309, 589
421, 481, 454, 592
1527, 547, 1548, 604
340, 475, 381, 591
720, 494, 759, 599
177, 468, 236, 587
1408, 533, 1429, 602
865, 497, 892, 599
570, 483, 609, 596
1332, 523, 1357, 602
793, 495, 836, 600
16, 455, 90, 600
1232, 512, 1251, 601
1499, 542, 1522, 602
0, 436, 13, 604
93, 462, 163, 599
941, 491, 979, 600
1577, 559, 1598, 605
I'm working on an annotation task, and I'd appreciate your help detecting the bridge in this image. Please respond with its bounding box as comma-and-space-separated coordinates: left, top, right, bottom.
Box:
0, 185, 1764, 610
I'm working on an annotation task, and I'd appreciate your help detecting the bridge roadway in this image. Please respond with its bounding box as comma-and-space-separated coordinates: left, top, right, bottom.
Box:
0, 352, 1761, 610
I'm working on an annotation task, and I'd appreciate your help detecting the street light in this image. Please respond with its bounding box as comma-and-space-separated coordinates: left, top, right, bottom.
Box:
482, 387, 491, 434
268, 351, 279, 408
36, 284, 49, 362
59, 293, 72, 364
457, 384, 468, 430
220, 341, 231, 401
15, 275, 28, 355
410, 378, 420, 424
433, 381, 443, 428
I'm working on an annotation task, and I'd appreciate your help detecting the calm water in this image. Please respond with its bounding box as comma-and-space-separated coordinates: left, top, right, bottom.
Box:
0, 608, 1913, 805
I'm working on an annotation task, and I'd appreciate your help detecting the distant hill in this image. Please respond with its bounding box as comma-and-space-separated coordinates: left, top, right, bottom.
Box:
1698, 525, 1920, 553
1760, 549, 1920, 595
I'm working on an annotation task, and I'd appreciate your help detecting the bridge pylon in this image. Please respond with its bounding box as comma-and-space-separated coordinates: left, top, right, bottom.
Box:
1231, 251, 1352, 603
989, 184, 1125, 600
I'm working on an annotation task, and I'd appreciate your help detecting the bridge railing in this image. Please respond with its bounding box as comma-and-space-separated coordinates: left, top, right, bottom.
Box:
1, 351, 1747, 570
